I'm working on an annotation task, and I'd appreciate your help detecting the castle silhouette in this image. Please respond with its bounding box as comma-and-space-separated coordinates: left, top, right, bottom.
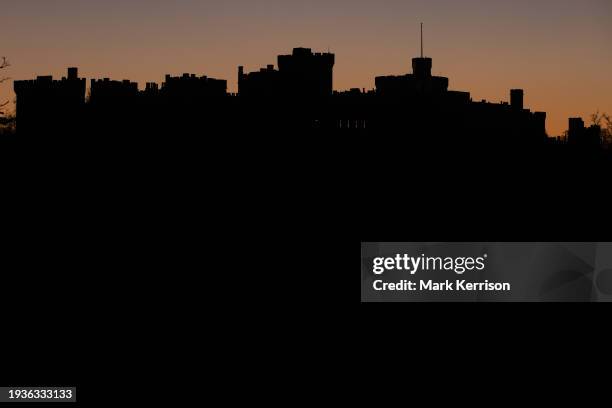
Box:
11, 45, 603, 149
2, 41, 612, 315
8, 43, 611, 246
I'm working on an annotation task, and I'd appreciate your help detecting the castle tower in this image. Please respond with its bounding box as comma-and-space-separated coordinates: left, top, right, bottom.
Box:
412, 23, 432, 78
13, 67, 86, 136
277, 47, 335, 97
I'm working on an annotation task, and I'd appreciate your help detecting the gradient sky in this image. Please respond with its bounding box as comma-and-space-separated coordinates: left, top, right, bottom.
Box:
2, 0, 611, 135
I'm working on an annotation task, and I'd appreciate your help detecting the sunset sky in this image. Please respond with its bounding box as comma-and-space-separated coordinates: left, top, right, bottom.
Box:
2, 0, 611, 135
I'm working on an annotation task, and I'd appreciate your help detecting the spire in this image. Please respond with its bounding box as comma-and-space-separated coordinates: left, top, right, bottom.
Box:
412, 22, 432, 78
420, 22, 423, 58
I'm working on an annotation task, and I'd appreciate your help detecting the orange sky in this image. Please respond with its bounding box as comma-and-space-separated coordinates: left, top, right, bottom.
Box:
2, 0, 611, 136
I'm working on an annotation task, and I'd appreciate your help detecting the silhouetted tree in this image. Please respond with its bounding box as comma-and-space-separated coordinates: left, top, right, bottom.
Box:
0, 56, 16, 137
0, 56, 10, 118
591, 110, 612, 147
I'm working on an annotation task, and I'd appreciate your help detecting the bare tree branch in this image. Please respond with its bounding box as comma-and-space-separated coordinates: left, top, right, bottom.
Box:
590, 110, 603, 127
593, 112, 612, 148
1, 57, 10, 117
0, 57, 9, 82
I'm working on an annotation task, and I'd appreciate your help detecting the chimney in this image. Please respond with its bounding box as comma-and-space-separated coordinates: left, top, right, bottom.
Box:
510, 89, 524, 110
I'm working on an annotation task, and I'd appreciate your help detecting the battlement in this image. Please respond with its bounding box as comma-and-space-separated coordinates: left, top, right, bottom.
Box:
162, 73, 227, 97
260, 65, 276, 72
375, 73, 449, 97
90, 78, 139, 105
278, 48, 335, 69
145, 82, 159, 93
14, 68, 86, 95
91, 78, 139, 91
